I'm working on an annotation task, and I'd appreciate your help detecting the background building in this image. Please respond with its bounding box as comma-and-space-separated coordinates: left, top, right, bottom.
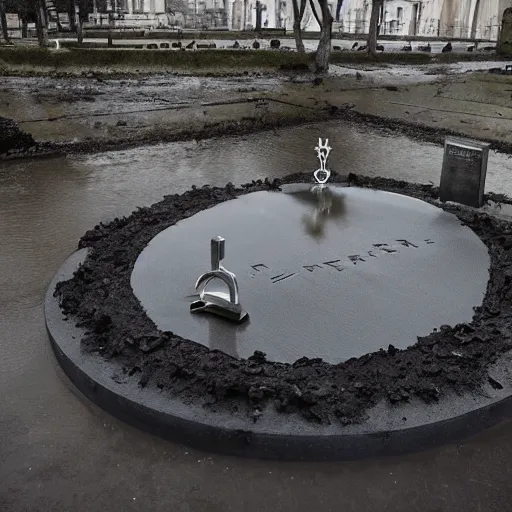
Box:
4, 0, 510, 37
338, 0, 512, 40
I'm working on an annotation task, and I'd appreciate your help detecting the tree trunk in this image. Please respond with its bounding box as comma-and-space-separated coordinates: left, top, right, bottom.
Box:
107, 11, 113, 46
76, 0, 83, 44
470, 0, 481, 39
292, 0, 306, 53
335, 0, 343, 22
0, 0, 10, 43
314, 0, 333, 75
36, 0, 49, 47
40, 1, 49, 46
67, 0, 76, 32
255, 0, 261, 31
367, 0, 381, 56
36, 4, 42, 43
378, 0, 383, 34
42, 0, 49, 25
292, 20, 305, 53
77, 18, 83, 43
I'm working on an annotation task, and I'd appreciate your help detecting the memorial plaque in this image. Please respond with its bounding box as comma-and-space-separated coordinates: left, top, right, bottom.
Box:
132, 186, 490, 363
439, 137, 490, 208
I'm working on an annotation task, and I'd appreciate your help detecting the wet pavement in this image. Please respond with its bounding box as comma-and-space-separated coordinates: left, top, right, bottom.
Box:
2, 121, 512, 511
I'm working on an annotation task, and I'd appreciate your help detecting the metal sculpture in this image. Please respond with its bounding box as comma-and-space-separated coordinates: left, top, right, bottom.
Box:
313, 138, 332, 185
190, 236, 248, 323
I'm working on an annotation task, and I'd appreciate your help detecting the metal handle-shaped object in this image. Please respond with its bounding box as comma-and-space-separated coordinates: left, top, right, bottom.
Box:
190, 236, 248, 323
210, 236, 225, 271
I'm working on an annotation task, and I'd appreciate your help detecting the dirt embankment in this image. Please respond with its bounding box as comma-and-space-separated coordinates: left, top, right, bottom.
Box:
0, 47, 504, 79
3, 65, 512, 160
0, 116, 39, 157
0, 72, 331, 159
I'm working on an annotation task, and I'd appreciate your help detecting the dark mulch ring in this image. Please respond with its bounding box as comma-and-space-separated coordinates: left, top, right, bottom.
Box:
0, 116, 38, 157
54, 172, 512, 426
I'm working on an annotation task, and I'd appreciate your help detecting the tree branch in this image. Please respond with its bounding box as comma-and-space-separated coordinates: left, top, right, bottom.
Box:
299, 0, 307, 19
309, 0, 321, 27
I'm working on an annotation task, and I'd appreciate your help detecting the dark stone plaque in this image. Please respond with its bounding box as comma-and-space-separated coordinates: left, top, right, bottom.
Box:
439, 137, 490, 208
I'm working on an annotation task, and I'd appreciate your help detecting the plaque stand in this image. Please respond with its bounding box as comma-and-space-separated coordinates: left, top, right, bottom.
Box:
439, 136, 490, 208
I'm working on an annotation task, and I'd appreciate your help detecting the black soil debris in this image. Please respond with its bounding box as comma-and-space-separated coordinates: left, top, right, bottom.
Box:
54, 173, 512, 426
0, 116, 38, 157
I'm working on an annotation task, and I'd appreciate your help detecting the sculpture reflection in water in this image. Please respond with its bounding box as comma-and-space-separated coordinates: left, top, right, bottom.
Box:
190, 236, 249, 323
293, 138, 346, 239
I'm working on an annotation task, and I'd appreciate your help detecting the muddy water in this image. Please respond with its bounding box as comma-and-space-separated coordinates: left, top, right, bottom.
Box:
3, 119, 512, 227
2, 121, 512, 294
2, 121, 512, 511
2, 119, 512, 324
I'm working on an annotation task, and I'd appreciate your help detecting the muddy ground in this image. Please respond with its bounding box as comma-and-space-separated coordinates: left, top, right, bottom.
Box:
2, 61, 512, 160
4, 61, 512, 512
54, 172, 512, 425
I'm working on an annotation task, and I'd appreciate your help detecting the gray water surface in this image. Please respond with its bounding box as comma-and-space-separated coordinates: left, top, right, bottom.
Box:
132, 185, 489, 363
2, 121, 511, 263
2, 121, 512, 512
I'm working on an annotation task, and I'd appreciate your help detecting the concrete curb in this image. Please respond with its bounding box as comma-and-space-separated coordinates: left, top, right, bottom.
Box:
45, 248, 512, 460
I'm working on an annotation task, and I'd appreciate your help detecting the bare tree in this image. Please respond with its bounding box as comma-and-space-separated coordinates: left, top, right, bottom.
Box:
367, 0, 382, 56
314, 0, 333, 74
65, 0, 76, 32
35, 0, 48, 46
75, 0, 88, 44
308, 0, 320, 26
0, 0, 10, 43
291, 0, 307, 52
335, 0, 343, 21
470, 0, 480, 39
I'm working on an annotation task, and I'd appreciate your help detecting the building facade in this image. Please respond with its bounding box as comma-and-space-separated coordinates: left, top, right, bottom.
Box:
67, 0, 512, 37
200, 0, 512, 37
338, 0, 512, 40
120, 0, 166, 13
181, 0, 512, 37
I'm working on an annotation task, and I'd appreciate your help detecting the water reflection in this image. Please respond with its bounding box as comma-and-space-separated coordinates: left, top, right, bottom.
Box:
288, 185, 347, 240
207, 313, 251, 359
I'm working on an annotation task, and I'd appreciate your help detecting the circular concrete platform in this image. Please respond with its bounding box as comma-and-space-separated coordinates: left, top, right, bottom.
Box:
46, 247, 512, 461
131, 185, 490, 363
46, 177, 512, 461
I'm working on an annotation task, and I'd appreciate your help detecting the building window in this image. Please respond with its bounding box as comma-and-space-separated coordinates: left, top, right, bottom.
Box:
397, 7, 403, 21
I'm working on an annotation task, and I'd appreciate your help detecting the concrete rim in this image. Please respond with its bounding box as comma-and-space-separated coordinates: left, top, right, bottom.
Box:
46, 248, 512, 461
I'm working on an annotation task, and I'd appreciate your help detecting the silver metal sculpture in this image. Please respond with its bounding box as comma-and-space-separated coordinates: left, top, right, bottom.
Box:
190, 236, 248, 323
311, 137, 333, 216
313, 138, 332, 185
301, 138, 341, 237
